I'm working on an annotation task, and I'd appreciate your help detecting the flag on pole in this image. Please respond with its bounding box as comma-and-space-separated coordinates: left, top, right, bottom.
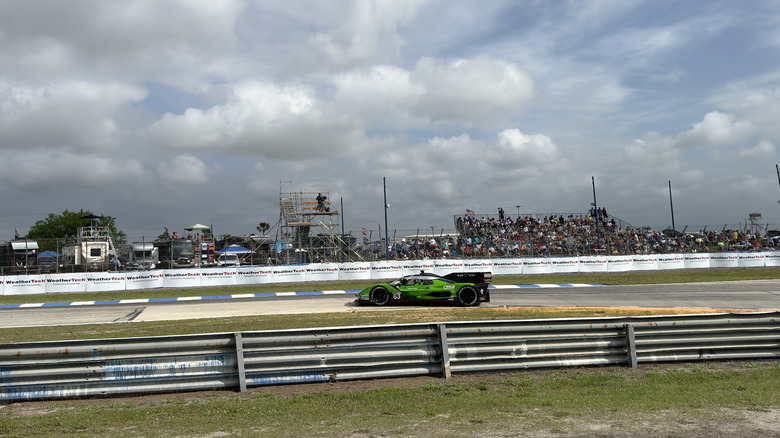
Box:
14, 229, 19, 239
466, 209, 475, 217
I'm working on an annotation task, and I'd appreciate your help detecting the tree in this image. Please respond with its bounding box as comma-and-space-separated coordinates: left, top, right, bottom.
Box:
257, 222, 270, 235
26, 210, 127, 251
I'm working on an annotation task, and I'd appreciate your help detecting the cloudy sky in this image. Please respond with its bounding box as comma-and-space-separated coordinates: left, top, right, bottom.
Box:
2, 0, 780, 241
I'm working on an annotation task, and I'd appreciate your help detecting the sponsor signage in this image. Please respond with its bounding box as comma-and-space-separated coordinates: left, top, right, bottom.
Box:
3, 275, 45, 295
338, 262, 372, 280
657, 255, 685, 270
607, 256, 633, 273
86, 272, 127, 292
125, 271, 164, 290
709, 253, 739, 268
522, 258, 552, 275
163, 269, 202, 288
491, 258, 523, 275
550, 257, 580, 273
738, 252, 765, 268
45, 273, 88, 294
235, 266, 274, 285
306, 263, 340, 282
200, 267, 237, 287
578, 256, 608, 272
683, 254, 710, 269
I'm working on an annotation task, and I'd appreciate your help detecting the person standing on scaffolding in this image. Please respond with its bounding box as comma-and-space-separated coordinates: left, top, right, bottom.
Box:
316, 193, 327, 212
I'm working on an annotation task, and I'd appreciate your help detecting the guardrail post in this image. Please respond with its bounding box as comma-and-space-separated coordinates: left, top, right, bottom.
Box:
624, 324, 638, 369
437, 323, 451, 379
234, 333, 247, 392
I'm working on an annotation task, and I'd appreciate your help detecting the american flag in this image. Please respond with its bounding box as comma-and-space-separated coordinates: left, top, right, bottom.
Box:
362, 227, 367, 235
466, 209, 475, 217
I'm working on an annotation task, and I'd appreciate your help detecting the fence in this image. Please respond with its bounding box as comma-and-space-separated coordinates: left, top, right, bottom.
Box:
2, 312, 778, 402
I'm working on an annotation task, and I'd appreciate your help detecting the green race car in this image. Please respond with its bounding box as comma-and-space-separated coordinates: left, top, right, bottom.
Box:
356, 271, 492, 306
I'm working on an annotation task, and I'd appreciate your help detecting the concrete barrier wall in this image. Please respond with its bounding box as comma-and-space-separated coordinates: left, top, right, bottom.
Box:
0, 252, 777, 296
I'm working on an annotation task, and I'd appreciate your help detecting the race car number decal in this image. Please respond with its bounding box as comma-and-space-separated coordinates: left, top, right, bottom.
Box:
392, 293, 402, 300
443, 285, 455, 290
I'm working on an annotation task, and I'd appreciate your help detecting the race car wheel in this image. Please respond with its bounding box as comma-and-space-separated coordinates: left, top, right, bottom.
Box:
371, 286, 391, 306
457, 286, 479, 307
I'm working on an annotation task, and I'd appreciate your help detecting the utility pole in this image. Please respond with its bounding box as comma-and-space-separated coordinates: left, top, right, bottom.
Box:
383, 177, 389, 260
591, 176, 601, 251
669, 180, 676, 231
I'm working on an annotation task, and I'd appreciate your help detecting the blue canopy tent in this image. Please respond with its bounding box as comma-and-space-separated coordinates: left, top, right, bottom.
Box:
39, 251, 61, 258
216, 244, 252, 254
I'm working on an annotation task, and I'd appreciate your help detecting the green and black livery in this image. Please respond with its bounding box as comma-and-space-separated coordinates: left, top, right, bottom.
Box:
356, 271, 492, 306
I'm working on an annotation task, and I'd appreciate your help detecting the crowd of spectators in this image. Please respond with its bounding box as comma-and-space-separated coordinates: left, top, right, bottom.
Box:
384, 209, 779, 260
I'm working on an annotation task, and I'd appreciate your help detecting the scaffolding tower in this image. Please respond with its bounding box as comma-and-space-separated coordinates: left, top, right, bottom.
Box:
279, 181, 342, 263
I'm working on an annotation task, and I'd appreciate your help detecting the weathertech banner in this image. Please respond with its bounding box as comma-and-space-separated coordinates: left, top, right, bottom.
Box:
200, 268, 237, 287
125, 271, 164, 290
491, 258, 523, 275
337, 262, 372, 280
683, 254, 710, 269
306, 263, 340, 282
235, 267, 274, 285
45, 273, 88, 294
369, 261, 404, 280
163, 270, 202, 288
85, 272, 127, 292
738, 252, 765, 267
578, 256, 608, 272
3, 275, 44, 295
521, 258, 552, 275
606, 256, 633, 272
709, 253, 739, 268
657, 255, 685, 270
550, 257, 580, 273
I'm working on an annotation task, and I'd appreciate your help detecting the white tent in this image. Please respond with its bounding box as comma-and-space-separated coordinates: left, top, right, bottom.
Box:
185, 223, 211, 231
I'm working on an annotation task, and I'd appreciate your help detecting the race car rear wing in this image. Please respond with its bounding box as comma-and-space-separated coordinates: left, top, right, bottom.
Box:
442, 272, 492, 285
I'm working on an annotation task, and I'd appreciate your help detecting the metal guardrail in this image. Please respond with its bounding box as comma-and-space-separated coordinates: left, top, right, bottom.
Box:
1, 312, 778, 402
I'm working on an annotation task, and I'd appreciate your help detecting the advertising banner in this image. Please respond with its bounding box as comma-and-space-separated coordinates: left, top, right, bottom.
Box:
235, 266, 275, 285
683, 253, 710, 269
45, 273, 88, 294
708, 253, 739, 268
657, 255, 685, 270
163, 269, 202, 288
491, 258, 524, 275
200, 268, 237, 287
337, 262, 372, 280
463, 259, 493, 273
606, 256, 633, 272
578, 256, 608, 272
402, 260, 435, 276
305, 263, 340, 282
272, 265, 306, 283
85, 272, 127, 292
433, 259, 465, 276
738, 252, 765, 268
3, 275, 45, 295
125, 271, 165, 290
521, 258, 552, 275
550, 257, 580, 273
0, 276, 3, 295
763, 251, 780, 267
631, 255, 658, 271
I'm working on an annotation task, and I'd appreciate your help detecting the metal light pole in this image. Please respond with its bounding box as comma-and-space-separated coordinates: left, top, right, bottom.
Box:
668, 180, 676, 231
383, 177, 389, 260
591, 176, 601, 251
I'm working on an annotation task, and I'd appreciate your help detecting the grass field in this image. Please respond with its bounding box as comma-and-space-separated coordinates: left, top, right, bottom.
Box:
1, 268, 780, 436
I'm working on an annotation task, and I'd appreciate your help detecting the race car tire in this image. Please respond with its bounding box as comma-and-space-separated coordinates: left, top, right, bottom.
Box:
457, 286, 479, 307
371, 286, 391, 306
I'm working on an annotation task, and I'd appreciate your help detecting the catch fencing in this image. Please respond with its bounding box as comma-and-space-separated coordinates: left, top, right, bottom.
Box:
2, 312, 778, 402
